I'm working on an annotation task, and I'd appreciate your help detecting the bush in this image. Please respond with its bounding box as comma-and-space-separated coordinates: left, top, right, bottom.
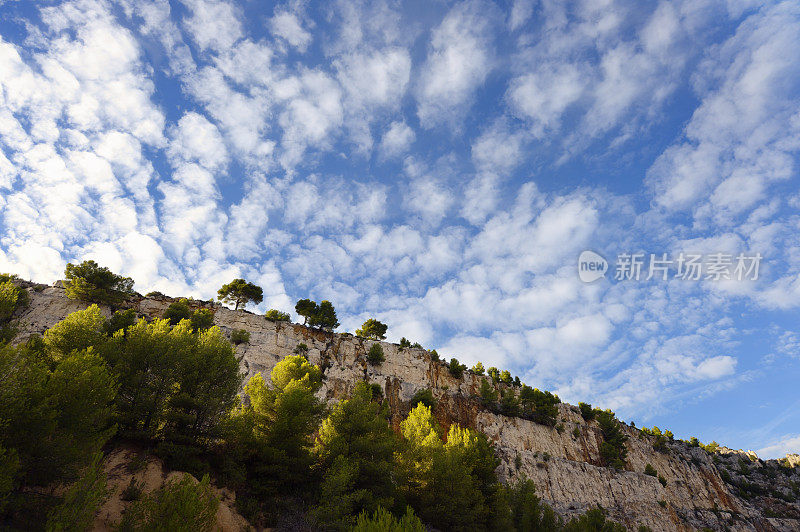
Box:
121, 477, 144, 501
658, 475, 667, 487
163, 299, 191, 326
564, 506, 626, 531
499, 370, 513, 384
367, 343, 385, 365
103, 309, 137, 336
596, 409, 628, 470
0, 279, 29, 324
658, 500, 667, 508
448, 358, 466, 378
117, 474, 219, 532
189, 309, 214, 332
45, 452, 107, 532
352, 506, 425, 532
519, 386, 560, 427
478, 379, 497, 407
294, 342, 309, 355
410, 388, 436, 409
230, 329, 250, 345
644, 463, 657, 477
64, 261, 134, 305
579, 402, 595, 421
428, 349, 439, 361
265, 309, 290, 322
398, 337, 411, 349
471, 362, 485, 375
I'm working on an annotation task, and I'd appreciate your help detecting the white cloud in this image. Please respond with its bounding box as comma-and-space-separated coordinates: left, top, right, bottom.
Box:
168, 112, 228, 171
270, 10, 312, 52
416, 0, 497, 127
379, 121, 415, 159
757, 433, 800, 459
181, 0, 242, 52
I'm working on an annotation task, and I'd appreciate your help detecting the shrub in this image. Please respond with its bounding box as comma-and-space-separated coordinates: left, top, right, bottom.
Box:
448, 358, 466, 378
230, 329, 250, 345
163, 299, 191, 326
103, 309, 137, 336
579, 402, 595, 421
564, 506, 626, 531
356, 319, 388, 340
499, 370, 513, 384
573, 427, 581, 439
117, 474, 219, 531
265, 309, 290, 322
596, 409, 628, 470
428, 349, 439, 361
471, 362, 485, 375
398, 337, 411, 349
410, 388, 436, 409
644, 463, 657, 477
369, 383, 384, 401
352, 506, 425, 532
64, 261, 134, 305
478, 379, 497, 407
294, 342, 309, 355
658, 475, 667, 487
519, 386, 560, 427
367, 344, 385, 365
144, 291, 164, 298
121, 477, 144, 501
487, 367, 499, 381
0, 279, 29, 323
45, 452, 107, 532
658, 500, 667, 508
189, 309, 214, 332
500, 388, 520, 417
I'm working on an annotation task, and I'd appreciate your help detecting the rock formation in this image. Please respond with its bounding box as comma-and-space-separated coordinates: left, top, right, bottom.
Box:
9, 283, 800, 531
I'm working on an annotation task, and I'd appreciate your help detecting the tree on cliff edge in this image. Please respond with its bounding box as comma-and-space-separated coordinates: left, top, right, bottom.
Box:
64, 260, 134, 305
217, 279, 263, 310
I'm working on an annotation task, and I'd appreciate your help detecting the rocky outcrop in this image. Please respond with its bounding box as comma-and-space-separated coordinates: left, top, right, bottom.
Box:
10, 284, 800, 531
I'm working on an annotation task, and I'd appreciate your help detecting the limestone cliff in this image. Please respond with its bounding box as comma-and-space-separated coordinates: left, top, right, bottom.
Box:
9, 283, 800, 531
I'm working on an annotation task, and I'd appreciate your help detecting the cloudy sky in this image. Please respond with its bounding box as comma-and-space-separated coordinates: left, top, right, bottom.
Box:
1, 0, 799, 457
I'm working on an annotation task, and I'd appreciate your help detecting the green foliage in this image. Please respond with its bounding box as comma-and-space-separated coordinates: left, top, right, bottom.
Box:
232, 356, 325, 502
230, 329, 250, 345
644, 463, 657, 477
0, 279, 29, 325
472, 361, 485, 375
294, 342, 309, 355
398, 337, 411, 349
410, 388, 436, 409
367, 343, 385, 365
428, 349, 439, 361
658, 500, 667, 508
64, 260, 134, 304
309, 300, 339, 330
117, 474, 219, 532
294, 298, 317, 325
563, 506, 627, 531
265, 309, 290, 322
104, 319, 241, 445
163, 299, 191, 325
519, 385, 560, 427
688, 437, 700, 447
479, 378, 497, 406
596, 410, 628, 470
579, 402, 595, 421
0, 343, 117, 490
45, 452, 107, 532
500, 388, 521, 417
121, 478, 144, 501
0, 446, 19, 514
352, 506, 425, 532
189, 309, 215, 332
217, 279, 263, 311
44, 304, 107, 361
504, 475, 562, 531
356, 318, 388, 340
500, 370, 513, 385
448, 357, 467, 378
487, 366, 499, 381
313, 381, 397, 529
701, 441, 720, 454
104, 309, 137, 336
658, 475, 667, 487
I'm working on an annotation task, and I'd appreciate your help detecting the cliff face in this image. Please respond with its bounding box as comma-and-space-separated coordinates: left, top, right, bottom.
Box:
10, 284, 800, 531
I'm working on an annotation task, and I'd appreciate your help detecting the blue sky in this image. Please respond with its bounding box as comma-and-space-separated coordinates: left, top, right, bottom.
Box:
1, 0, 799, 458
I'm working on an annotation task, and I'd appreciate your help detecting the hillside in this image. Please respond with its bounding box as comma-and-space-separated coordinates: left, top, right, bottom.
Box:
8, 281, 800, 531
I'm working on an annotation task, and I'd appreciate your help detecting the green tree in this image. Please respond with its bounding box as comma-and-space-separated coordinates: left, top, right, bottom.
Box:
398, 337, 412, 349
519, 386, 560, 427
356, 319, 388, 340
410, 388, 436, 409
471, 362, 485, 375
0, 278, 29, 324
487, 367, 499, 382
189, 309, 214, 332
596, 410, 628, 470
162, 299, 191, 325
64, 260, 134, 305
232, 356, 324, 501
118, 474, 219, 532
265, 309, 291, 322
504, 475, 562, 531
45, 452, 108, 532
500, 388, 520, 417
479, 379, 497, 407
313, 381, 397, 529
217, 279, 263, 310
230, 329, 250, 345
448, 358, 466, 378
309, 300, 339, 330
352, 506, 425, 532
295, 299, 317, 325
644, 463, 657, 477
500, 370, 513, 385
103, 308, 137, 336
578, 402, 595, 421
44, 304, 107, 362
367, 343, 385, 365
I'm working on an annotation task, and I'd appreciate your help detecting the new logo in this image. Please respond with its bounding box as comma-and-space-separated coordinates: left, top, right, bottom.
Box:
578, 251, 608, 283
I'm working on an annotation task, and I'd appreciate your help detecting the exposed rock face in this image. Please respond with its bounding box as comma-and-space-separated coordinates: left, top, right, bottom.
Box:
10, 285, 800, 531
